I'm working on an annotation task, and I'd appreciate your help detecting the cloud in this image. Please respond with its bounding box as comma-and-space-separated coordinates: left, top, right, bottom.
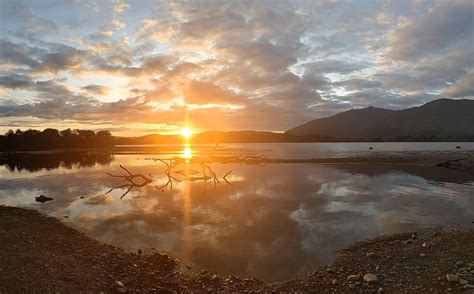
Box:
385, 0, 473, 61
0, 0, 33, 21
443, 71, 474, 98
0, 0, 472, 134
303, 60, 367, 75
0, 39, 40, 69
0, 74, 33, 89
22, 19, 60, 35
182, 81, 242, 105
82, 84, 107, 95
39, 48, 88, 72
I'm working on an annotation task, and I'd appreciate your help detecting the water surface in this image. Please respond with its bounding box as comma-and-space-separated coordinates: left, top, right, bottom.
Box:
1, 143, 473, 281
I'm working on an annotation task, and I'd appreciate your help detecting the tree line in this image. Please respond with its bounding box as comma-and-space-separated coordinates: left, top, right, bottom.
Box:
0, 129, 114, 151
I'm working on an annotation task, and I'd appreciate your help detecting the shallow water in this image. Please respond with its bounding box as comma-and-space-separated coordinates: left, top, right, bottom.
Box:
113, 141, 474, 159
1, 143, 473, 281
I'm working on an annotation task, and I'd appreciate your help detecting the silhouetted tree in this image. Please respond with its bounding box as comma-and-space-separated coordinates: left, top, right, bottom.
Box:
0, 128, 116, 151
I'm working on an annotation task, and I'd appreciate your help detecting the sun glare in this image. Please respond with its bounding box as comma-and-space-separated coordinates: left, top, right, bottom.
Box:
183, 146, 192, 159
180, 128, 194, 138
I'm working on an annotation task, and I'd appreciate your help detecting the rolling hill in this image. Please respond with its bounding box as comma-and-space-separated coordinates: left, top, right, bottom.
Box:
286, 99, 474, 141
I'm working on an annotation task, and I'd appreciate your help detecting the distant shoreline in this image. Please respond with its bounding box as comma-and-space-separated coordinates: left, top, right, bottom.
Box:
2, 127, 474, 152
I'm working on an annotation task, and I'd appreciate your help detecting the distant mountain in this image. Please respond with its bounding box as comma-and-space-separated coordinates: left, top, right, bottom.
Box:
115, 130, 334, 145
286, 99, 474, 141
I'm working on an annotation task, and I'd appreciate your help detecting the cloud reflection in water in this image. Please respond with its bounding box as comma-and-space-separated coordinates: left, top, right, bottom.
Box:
0, 155, 473, 281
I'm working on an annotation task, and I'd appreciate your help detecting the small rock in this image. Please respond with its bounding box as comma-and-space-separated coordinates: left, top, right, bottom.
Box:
113, 280, 124, 287
347, 274, 359, 281
366, 252, 376, 258
422, 242, 428, 248
137, 249, 142, 255
459, 278, 468, 285
186, 265, 192, 270
331, 278, 337, 285
113, 281, 127, 293
456, 261, 464, 267
419, 253, 426, 257
348, 284, 355, 290
378, 287, 384, 293
35, 195, 53, 203
463, 284, 474, 289
363, 273, 378, 283
446, 274, 459, 283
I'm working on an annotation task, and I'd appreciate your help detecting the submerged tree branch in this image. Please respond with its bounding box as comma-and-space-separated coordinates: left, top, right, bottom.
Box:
435, 155, 474, 171
105, 165, 152, 198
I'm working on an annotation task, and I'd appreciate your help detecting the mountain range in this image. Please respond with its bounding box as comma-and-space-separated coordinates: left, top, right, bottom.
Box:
286, 99, 474, 141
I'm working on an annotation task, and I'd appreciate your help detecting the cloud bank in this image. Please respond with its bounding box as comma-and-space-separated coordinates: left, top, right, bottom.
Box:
0, 0, 472, 135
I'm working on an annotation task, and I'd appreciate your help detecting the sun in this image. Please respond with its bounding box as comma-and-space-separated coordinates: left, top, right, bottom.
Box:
180, 128, 194, 138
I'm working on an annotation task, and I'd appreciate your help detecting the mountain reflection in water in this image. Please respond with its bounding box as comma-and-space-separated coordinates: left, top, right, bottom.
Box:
0, 153, 473, 281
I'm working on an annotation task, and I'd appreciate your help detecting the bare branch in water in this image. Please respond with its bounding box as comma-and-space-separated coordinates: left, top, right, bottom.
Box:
435, 154, 474, 172
105, 165, 152, 198
107, 147, 239, 197
223, 170, 233, 185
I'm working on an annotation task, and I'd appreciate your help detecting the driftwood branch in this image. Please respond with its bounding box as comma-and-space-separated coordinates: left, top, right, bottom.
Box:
106, 165, 152, 198
435, 155, 474, 171
107, 146, 239, 197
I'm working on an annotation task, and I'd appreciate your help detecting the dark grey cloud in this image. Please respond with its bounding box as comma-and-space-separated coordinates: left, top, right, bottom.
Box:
0, 74, 33, 89
0, 39, 90, 73
39, 48, 88, 72
0, 39, 41, 68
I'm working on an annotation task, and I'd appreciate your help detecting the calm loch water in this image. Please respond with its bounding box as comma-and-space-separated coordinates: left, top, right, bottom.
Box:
1, 143, 473, 281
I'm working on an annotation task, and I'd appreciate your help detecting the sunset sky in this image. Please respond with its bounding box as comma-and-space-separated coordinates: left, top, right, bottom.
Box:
0, 0, 473, 136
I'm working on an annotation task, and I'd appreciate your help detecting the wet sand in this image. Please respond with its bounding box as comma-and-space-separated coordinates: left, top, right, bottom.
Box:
1, 205, 473, 293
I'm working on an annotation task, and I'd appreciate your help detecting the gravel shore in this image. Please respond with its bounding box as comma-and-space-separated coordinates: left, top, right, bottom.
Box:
0, 205, 473, 293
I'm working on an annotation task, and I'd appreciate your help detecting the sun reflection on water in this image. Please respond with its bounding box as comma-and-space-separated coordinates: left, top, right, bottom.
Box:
183, 146, 192, 159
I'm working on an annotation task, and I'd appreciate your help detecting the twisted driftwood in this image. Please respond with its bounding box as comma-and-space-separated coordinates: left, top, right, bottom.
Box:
155, 159, 181, 190
435, 155, 474, 171
105, 165, 152, 198
106, 145, 239, 197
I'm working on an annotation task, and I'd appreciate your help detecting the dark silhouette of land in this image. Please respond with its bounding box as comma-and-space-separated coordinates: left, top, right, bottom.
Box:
287, 98, 474, 141
0, 129, 114, 151
1, 99, 473, 151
